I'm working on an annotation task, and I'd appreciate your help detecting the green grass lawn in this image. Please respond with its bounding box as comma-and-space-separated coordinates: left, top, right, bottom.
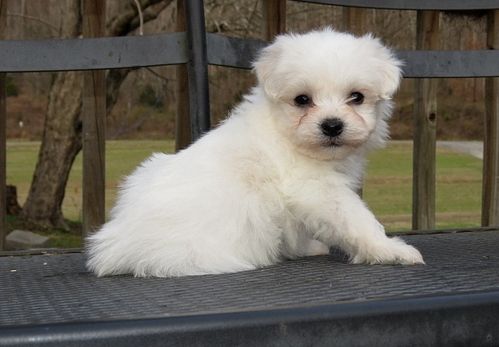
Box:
7, 140, 175, 223
7, 140, 174, 248
6, 140, 483, 247
64, 140, 176, 222
364, 142, 482, 231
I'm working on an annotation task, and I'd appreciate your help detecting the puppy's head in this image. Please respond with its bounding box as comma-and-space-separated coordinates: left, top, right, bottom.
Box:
253, 28, 402, 160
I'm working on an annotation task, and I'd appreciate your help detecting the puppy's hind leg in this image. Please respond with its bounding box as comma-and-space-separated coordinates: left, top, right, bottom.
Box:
298, 238, 330, 257
281, 228, 330, 258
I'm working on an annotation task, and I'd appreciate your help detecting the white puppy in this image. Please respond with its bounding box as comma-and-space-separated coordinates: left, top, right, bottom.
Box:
86, 28, 424, 278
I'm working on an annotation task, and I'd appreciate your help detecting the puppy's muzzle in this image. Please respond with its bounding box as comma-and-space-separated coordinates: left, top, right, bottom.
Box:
320, 118, 344, 138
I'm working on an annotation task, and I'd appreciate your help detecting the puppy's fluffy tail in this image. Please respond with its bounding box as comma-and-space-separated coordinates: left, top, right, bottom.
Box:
86, 220, 260, 278
85, 224, 127, 277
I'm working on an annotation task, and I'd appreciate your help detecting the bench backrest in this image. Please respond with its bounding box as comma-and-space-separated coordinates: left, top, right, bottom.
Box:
0, 0, 498, 247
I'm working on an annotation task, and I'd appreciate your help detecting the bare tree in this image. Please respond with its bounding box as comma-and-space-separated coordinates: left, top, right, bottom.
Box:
21, 0, 172, 229
21, 0, 82, 229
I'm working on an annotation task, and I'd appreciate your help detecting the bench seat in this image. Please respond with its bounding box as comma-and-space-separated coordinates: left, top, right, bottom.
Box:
1, 229, 499, 346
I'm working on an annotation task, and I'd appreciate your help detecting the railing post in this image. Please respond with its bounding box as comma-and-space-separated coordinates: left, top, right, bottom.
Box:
0, 0, 6, 250
263, 0, 286, 41
482, 10, 499, 226
342, 7, 370, 35
175, 0, 191, 151
184, 0, 210, 142
342, 6, 368, 197
412, 10, 439, 230
82, 0, 106, 237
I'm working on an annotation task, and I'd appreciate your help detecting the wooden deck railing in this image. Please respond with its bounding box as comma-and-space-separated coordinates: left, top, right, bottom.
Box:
0, 0, 498, 249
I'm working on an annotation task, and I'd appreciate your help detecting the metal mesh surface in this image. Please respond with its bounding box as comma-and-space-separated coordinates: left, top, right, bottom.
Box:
1, 230, 499, 327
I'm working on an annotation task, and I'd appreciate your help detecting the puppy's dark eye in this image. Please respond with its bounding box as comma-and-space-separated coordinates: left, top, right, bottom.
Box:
349, 92, 364, 105
294, 94, 312, 107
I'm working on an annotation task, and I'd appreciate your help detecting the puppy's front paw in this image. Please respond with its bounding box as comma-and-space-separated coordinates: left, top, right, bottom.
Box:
351, 237, 425, 265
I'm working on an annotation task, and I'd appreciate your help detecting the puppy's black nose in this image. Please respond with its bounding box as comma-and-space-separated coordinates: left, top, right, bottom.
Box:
320, 118, 344, 138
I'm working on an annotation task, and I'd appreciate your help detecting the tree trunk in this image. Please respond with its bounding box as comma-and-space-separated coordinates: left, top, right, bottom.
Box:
21, 71, 83, 228
21, 0, 82, 229
21, 0, 172, 229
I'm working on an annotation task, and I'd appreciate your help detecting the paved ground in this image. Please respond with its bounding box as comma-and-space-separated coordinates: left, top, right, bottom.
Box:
437, 141, 483, 160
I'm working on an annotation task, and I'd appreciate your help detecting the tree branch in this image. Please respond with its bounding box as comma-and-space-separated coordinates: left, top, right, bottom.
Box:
128, 1, 171, 33
106, 0, 173, 114
107, 0, 172, 36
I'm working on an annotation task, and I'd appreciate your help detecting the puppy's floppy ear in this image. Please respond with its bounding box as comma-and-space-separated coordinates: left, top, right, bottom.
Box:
362, 34, 403, 100
377, 55, 403, 100
252, 36, 286, 99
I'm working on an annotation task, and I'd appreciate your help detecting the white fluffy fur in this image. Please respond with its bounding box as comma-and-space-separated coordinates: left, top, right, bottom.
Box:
86, 28, 424, 278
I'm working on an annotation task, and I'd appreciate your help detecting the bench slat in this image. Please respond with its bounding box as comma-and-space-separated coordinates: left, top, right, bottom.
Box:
412, 11, 439, 230
206, 33, 266, 70
185, 1, 210, 141
399, 50, 499, 78
482, 10, 499, 226
0, 1, 6, 251
0, 32, 498, 78
0, 32, 187, 72
298, 0, 499, 11
206, 34, 499, 78
82, 0, 106, 237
